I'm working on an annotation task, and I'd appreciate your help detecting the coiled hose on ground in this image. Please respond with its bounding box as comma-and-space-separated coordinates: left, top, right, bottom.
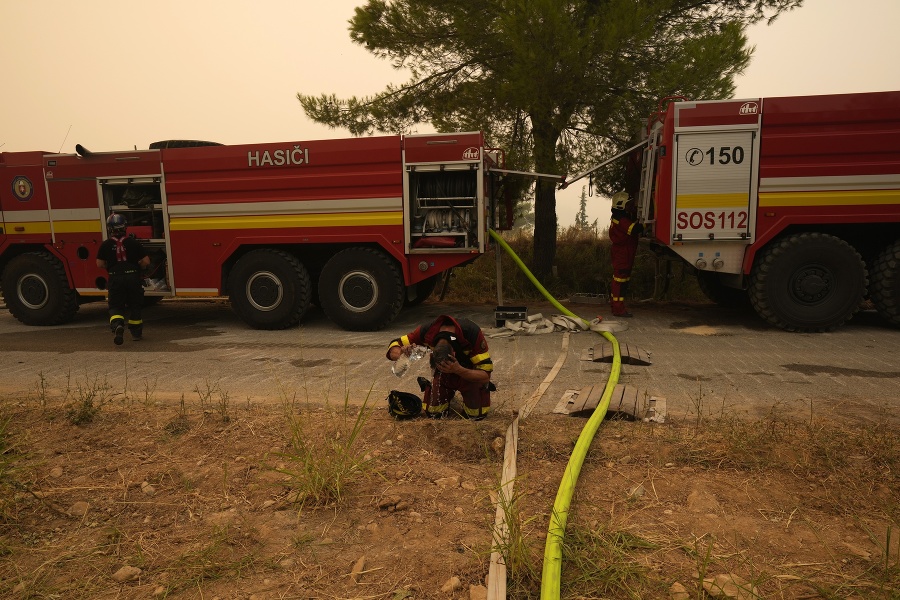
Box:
487, 229, 622, 600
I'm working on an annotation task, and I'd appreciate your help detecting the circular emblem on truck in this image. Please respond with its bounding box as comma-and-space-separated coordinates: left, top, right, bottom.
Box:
685, 148, 704, 166
12, 176, 34, 201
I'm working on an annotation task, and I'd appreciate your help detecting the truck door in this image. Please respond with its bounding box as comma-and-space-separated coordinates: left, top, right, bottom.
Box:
672, 129, 758, 242
670, 100, 762, 244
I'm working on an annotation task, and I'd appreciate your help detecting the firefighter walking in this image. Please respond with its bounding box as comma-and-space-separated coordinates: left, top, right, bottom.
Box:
609, 191, 643, 318
96, 214, 150, 345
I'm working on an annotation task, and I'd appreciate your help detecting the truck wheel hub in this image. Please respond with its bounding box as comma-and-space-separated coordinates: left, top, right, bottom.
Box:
246, 271, 283, 311
17, 274, 50, 310
793, 267, 830, 303
338, 271, 377, 312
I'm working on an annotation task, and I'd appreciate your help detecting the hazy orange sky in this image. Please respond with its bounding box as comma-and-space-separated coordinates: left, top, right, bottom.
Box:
2, 0, 898, 225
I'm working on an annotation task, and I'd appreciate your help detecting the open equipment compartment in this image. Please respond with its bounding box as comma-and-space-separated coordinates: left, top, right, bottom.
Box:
100, 177, 170, 292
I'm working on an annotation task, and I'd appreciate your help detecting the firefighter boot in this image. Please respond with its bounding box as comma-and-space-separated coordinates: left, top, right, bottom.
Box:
111, 319, 125, 346
128, 319, 143, 341
611, 298, 633, 318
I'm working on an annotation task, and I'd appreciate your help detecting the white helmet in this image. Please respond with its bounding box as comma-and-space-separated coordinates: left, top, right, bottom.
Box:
611, 191, 631, 210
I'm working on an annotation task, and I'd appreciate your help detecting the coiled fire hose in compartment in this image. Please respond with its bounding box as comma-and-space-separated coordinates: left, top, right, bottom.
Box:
487, 229, 622, 600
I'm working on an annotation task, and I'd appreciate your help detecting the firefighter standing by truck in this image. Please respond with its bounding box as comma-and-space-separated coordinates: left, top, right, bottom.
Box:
386, 315, 493, 419
96, 214, 151, 345
609, 191, 643, 318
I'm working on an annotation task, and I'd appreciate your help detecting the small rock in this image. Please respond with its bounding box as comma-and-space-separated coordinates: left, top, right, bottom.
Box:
702, 573, 758, 599
378, 497, 400, 510
627, 484, 645, 499
350, 556, 366, 583
435, 476, 460, 488
670, 582, 690, 600
153, 586, 166, 596
111, 565, 142, 583
441, 576, 462, 593
395, 500, 410, 511
141, 482, 156, 496
842, 542, 871, 559
461, 481, 477, 491
383, 439, 393, 446
68, 501, 90, 517
469, 584, 488, 600
49, 467, 63, 478
619, 455, 632, 464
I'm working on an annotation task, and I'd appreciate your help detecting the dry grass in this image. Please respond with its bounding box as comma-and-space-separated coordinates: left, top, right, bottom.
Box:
1, 381, 897, 599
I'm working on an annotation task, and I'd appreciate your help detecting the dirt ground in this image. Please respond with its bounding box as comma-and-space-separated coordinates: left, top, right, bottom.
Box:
1, 389, 898, 600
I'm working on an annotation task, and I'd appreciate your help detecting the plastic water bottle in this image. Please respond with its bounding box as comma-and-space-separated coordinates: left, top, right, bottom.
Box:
392, 345, 428, 377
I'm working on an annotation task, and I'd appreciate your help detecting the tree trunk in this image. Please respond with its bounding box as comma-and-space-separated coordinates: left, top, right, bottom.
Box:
530, 117, 561, 281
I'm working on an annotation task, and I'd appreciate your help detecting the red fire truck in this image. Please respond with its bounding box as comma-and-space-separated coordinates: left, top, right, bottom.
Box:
0, 132, 511, 331
631, 90, 900, 332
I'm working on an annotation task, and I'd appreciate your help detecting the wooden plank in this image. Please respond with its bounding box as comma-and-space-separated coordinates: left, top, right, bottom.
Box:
487, 417, 519, 600
609, 385, 640, 421
579, 385, 607, 414
552, 388, 583, 415
568, 386, 593, 415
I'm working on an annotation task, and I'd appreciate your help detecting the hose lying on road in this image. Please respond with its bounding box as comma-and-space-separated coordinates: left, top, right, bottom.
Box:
487, 230, 622, 600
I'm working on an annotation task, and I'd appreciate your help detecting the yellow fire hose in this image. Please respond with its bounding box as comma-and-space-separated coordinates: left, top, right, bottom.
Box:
488, 230, 622, 600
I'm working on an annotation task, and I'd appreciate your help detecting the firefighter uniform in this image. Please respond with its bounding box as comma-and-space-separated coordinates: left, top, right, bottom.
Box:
387, 315, 493, 419
97, 233, 149, 343
609, 193, 643, 318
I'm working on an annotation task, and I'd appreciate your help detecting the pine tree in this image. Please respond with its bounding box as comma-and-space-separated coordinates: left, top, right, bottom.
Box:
299, 0, 802, 279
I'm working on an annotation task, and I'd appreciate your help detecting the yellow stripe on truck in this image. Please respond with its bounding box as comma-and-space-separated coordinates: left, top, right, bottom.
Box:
759, 189, 900, 207
168, 211, 403, 231
52, 220, 103, 234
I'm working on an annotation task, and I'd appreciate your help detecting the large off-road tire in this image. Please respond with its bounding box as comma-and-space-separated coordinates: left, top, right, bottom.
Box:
1, 252, 79, 325
869, 238, 900, 327
405, 274, 439, 307
750, 233, 867, 332
228, 249, 311, 330
696, 270, 750, 309
319, 248, 404, 331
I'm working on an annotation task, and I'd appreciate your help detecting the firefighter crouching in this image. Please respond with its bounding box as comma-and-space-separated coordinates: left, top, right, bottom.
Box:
96, 213, 150, 345
386, 315, 494, 420
609, 191, 644, 318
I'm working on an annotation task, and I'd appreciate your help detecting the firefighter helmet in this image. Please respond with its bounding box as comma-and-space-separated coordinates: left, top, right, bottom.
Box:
107, 213, 127, 235
387, 390, 423, 420
611, 191, 631, 211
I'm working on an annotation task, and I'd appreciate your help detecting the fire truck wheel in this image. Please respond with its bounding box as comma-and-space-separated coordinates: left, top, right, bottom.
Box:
695, 270, 750, 309
869, 238, 900, 326
228, 249, 312, 330
1, 252, 79, 326
750, 232, 867, 332
405, 275, 439, 307
319, 248, 404, 331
